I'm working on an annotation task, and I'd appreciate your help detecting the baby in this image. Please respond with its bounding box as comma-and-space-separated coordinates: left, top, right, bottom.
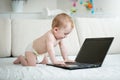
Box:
13, 13, 74, 66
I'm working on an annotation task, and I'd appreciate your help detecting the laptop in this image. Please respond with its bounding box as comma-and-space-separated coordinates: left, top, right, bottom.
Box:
47, 37, 114, 70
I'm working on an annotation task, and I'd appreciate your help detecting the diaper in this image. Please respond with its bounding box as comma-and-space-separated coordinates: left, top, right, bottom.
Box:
25, 42, 45, 63
33, 49, 45, 63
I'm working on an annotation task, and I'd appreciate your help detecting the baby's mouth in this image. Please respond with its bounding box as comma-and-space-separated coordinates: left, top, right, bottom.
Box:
60, 37, 66, 39
56, 37, 64, 40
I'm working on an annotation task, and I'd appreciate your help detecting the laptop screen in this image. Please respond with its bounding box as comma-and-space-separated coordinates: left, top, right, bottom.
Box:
75, 37, 114, 65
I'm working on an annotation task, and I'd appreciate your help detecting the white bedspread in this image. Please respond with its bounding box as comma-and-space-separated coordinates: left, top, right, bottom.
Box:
0, 54, 120, 80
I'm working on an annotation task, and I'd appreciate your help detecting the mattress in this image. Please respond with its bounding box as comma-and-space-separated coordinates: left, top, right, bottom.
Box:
0, 54, 120, 80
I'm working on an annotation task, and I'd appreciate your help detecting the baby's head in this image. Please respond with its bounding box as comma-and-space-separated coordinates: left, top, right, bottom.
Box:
52, 13, 74, 40
52, 13, 74, 29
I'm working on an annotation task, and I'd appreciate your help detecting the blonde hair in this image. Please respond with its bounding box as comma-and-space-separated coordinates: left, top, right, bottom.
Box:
52, 13, 74, 29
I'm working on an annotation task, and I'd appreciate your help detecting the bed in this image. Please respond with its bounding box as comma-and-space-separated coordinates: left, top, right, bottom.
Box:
0, 54, 120, 80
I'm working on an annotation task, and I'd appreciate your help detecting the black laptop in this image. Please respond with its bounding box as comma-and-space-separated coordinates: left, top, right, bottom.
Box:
47, 37, 114, 70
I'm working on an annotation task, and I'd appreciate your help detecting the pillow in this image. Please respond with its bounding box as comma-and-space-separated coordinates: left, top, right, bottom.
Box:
0, 18, 11, 57
75, 17, 120, 54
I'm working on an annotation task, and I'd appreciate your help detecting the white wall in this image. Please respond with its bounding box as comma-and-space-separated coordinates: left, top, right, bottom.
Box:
0, 0, 57, 19
57, 0, 120, 17
0, 0, 57, 13
23, 0, 57, 12
0, 0, 11, 12
0, 0, 120, 18
94, 0, 120, 16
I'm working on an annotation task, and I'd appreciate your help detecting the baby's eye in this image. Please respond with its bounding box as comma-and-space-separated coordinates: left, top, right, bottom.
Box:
64, 33, 69, 35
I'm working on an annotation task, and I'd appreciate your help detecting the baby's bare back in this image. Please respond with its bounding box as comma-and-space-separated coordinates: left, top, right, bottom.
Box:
33, 35, 47, 54
33, 30, 59, 55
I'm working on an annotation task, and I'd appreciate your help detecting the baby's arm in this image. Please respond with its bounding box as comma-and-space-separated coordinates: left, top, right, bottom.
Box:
46, 39, 64, 64
59, 40, 74, 62
59, 40, 69, 61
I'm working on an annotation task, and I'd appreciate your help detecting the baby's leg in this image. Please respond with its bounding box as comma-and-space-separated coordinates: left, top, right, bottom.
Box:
13, 55, 21, 64
22, 52, 37, 66
40, 54, 48, 64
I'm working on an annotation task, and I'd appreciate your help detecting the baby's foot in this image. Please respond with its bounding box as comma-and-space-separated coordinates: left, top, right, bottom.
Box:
40, 59, 49, 64
40, 60, 48, 64
13, 59, 20, 64
13, 56, 21, 64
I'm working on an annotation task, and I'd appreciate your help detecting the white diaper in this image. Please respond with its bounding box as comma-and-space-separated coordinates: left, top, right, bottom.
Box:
25, 42, 45, 63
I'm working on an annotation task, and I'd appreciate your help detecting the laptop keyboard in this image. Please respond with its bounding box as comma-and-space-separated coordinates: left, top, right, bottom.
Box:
65, 62, 98, 68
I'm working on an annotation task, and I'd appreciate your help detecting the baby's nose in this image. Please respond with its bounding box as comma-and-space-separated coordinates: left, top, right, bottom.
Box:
64, 35, 67, 38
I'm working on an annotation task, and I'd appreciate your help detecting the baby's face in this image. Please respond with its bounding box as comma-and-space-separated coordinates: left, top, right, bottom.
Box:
54, 22, 73, 40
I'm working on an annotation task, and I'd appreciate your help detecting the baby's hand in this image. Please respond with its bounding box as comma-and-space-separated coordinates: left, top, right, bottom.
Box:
64, 59, 75, 63
53, 61, 65, 64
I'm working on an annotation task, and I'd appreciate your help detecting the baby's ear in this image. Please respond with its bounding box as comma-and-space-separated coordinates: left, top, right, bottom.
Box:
53, 27, 58, 32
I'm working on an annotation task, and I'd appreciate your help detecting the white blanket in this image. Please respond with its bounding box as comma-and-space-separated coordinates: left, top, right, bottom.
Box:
0, 54, 120, 80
